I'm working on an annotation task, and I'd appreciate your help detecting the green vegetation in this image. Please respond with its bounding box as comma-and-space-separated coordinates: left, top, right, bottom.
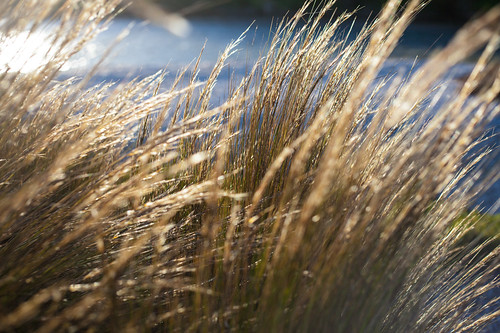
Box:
0, 0, 499, 331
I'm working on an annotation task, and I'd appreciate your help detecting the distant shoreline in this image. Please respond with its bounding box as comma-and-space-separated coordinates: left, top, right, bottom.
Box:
153, 1, 496, 25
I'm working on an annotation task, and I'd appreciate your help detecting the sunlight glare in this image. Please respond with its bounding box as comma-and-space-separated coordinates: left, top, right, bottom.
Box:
0, 30, 55, 73
0, 28, 95, 73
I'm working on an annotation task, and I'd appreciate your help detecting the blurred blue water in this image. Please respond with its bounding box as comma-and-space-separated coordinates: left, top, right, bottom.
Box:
63, 18, 463, 76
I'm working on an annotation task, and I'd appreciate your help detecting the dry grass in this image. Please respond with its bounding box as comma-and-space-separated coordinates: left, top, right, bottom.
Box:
0, 0, 499, 331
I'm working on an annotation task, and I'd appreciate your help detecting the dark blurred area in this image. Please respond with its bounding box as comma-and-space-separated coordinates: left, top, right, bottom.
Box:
157, 0, 498, 23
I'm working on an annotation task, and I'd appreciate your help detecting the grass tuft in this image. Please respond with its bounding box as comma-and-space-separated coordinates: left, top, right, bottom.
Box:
0, 0, 499, 331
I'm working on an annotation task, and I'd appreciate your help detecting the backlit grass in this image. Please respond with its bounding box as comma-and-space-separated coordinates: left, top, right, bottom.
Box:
0, 0, 499, 331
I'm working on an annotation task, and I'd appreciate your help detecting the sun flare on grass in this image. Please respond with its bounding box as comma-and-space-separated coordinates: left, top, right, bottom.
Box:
0, 30, 55, 73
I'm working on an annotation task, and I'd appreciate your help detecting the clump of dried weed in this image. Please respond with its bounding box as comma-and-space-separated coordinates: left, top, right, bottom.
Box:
0, 0, 499, 331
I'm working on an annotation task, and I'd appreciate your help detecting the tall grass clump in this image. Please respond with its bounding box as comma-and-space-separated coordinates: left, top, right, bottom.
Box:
0, 0, 499, 331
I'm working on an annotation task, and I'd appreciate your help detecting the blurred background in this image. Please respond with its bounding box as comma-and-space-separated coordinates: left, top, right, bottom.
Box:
158, 0, 498, 23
